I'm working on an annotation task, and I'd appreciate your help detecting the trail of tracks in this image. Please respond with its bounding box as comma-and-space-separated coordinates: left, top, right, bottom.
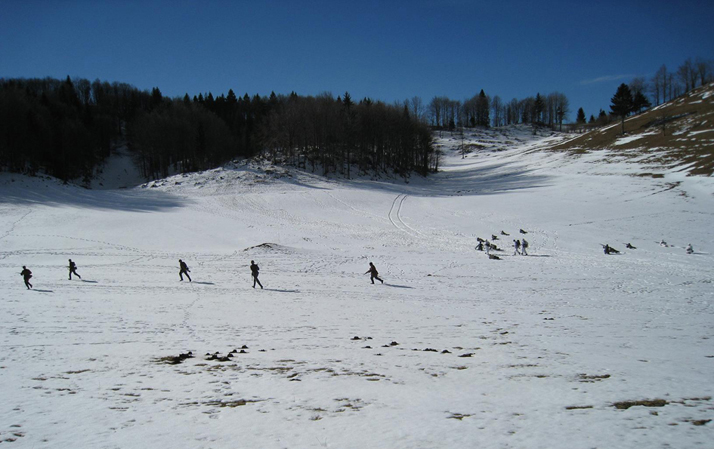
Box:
388, 194, 424, 240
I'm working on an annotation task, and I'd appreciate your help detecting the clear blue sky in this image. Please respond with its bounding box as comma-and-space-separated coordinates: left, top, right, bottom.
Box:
2, 0, 713, 121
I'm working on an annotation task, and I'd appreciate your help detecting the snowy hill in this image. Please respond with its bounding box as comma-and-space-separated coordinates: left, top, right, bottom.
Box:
1, 126, 712, 448
551, 82, 714, 176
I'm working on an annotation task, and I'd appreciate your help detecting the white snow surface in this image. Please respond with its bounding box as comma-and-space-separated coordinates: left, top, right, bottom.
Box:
1, 126, 713, 448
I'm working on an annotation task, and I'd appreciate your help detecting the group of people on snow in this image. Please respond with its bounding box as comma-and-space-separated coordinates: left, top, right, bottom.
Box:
19, 257, 385, 290
602, 241, 694, 255
475, 232, 528, 258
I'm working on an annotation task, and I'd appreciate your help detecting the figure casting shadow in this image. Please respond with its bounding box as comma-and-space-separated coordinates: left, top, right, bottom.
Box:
384, 284, 414, 289
193, 281, 215, 285
262, 288, 300, 293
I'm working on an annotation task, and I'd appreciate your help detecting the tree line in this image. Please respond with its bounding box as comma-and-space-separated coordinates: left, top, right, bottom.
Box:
574, 56, 714, 130
0, 77, 436, 182
422, 89, 570, 131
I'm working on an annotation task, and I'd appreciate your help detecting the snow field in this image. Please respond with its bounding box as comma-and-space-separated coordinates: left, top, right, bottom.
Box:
1, 127, 712, 448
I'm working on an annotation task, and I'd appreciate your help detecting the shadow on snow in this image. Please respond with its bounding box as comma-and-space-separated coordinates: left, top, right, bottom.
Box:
0, 182, 188, 212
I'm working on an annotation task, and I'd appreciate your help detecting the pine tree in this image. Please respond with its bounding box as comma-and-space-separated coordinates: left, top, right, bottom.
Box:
610, 83, 633, 134
632, 91, 651, 114
533, 93, 545, 124
576, 107, 586, 124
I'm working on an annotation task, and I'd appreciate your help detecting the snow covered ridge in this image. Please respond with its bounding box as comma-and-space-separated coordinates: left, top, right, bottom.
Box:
550, 82, 714, 177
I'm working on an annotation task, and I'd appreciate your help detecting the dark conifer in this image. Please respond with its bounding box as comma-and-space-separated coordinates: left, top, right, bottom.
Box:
610, 83, 634, 134
576, 107, 586, 124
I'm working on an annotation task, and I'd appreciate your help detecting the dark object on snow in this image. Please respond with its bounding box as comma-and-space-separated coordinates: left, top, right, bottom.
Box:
250, 260, 263, 289
520, 229, 528, 234
491, 234, 499, 240
501, 230, 509, 236
160, 351, 193, 365
20, 266, 33, 290
365, 262, 383, 284
68, 259, 81, 280
625, 243, 636, 249
488, 254, 501, 260
476, 237, 485, 243
521, 239, 528, 255
179, 259, 191, 282
475, 241, 484, 251
513, 239, 521, 255
686, 244, 694, 254
602, 244, 620, 255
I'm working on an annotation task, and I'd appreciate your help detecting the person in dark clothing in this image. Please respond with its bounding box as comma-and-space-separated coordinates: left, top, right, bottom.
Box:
475, 241, 484, 251
602, 244, 620, 255
513, 239, 521, 255
68, 259, 81, 280
179, 259, 191, 282
625, 243, 636, 249
521, 239, 528, 255
365, 262, 383, 284
20, 266, 33, 290
250, 260, 263, 289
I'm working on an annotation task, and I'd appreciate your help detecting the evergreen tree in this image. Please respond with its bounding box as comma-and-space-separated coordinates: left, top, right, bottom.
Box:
610, 83, 634, 134
533, 93, 545, 124
632, 91, 651, 114
576, 107, 586, 124
150, 87, 163, 110
476, 89, 490, 127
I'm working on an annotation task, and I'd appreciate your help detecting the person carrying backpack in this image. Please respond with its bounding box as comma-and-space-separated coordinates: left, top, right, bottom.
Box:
513, 239, 521, 255
21, 266, 33, 290
365, 262, 383, 284
68, 259, 81, 280
179, 259, 191, 282
521, 239, 529, 256
250, 260, 263, 289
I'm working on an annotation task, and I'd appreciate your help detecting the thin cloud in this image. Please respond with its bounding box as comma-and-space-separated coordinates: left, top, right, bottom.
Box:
580, 74, 636, 85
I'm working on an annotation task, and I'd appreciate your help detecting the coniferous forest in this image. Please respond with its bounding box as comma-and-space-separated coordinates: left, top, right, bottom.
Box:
0, 77, 437, 183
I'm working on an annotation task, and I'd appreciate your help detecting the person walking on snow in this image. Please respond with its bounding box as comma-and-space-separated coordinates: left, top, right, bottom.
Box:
513, 239, 521, 255
20, 266, 33, 290
68, 259, 81, 280
250, 260, 263, 289
179, 259, 191, 282
521, 239, 529, 255
365, 262, 383, 284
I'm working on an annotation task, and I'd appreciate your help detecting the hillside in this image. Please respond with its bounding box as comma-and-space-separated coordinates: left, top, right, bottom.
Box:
550, 82, 714, 176
1, 121, 712, 449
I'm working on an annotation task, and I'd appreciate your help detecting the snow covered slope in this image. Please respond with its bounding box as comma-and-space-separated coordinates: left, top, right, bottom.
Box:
1, 127, 712, 448
552, 82, 714, 176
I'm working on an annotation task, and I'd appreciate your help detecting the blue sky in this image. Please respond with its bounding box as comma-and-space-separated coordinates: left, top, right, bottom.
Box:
2, 0, 713, 121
